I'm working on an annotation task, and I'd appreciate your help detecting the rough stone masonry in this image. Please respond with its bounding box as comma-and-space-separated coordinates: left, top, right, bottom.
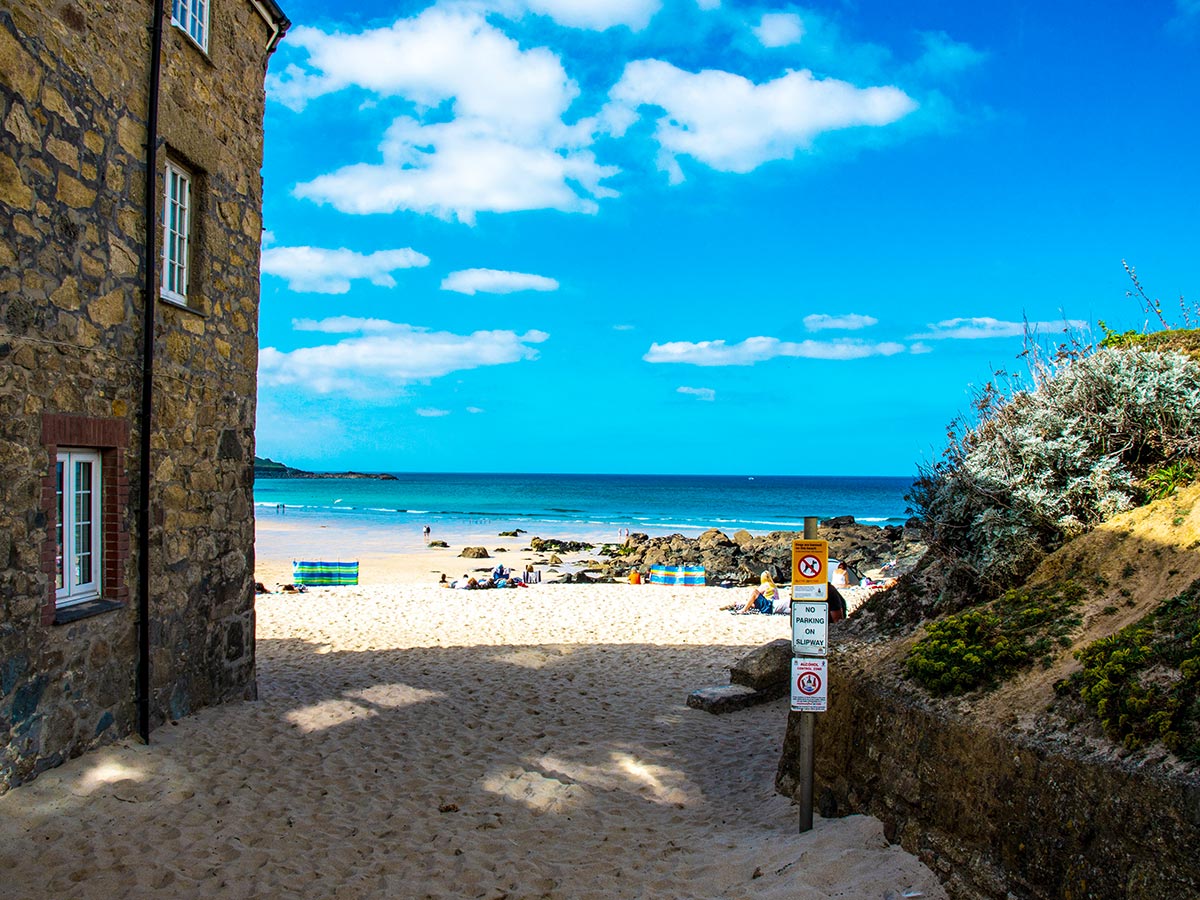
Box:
0, 0, 286, 793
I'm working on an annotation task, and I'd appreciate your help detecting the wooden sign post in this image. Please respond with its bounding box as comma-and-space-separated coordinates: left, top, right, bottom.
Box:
792, 515, 826, 834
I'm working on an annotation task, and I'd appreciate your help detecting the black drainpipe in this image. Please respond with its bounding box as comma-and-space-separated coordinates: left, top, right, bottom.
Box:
138, 0, 166, 744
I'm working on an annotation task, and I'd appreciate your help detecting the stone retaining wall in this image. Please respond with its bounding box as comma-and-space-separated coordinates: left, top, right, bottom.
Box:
776, 666, 1200, 898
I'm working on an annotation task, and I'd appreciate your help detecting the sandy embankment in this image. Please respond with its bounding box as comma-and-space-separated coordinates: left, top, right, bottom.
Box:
0, 542, 944, 898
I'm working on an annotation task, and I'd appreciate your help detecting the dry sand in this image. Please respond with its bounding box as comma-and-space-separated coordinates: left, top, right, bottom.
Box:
0, 542, 946, 899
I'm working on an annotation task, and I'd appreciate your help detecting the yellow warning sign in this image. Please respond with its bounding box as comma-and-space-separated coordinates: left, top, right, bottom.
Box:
791, 539, 828, 593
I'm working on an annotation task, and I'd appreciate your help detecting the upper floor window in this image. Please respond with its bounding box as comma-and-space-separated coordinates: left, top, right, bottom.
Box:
172, 0, 210, 52
56, 450, 102, 607
161, 161, 191, 304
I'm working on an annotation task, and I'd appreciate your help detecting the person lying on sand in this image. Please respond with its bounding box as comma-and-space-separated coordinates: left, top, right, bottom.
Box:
730, 571, 788, 614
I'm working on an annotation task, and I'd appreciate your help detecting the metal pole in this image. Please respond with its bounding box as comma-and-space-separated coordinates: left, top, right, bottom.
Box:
798, 515, 819, 833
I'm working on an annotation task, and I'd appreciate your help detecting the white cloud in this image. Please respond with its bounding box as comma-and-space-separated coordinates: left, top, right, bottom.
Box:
416, 408, 451, 417
260, 319, 550, 395
644, 336, 907, 365
292, 316, 403, 334
261, 246, 430, 294
909, 317, 1089, 341
272, 8, 619, 223
467, 406, 486, 414
803, 313, 878, 331
910, 31, 988, 77
677, 386, 716, 401
613, 324, 635, 331
607, 60, 917, 181
494, 0, 661, 31
441, 268, 560, 295
754, 13, 804, 48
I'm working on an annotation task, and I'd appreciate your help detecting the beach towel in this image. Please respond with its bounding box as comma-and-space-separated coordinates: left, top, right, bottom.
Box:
292, 560, 359, 586
648, 565, 706, 586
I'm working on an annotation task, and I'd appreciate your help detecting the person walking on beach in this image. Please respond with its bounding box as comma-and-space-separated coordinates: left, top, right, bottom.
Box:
423, 524, 431, 542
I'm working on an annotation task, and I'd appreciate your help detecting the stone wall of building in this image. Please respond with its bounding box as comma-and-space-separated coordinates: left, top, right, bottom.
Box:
0, 0, 281, 792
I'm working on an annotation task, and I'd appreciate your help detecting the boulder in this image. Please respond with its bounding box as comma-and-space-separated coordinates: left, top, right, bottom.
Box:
460, 546, 490, 558
686, 684, 781, 714
730, 639, 792, 690
698, 528, 734, 550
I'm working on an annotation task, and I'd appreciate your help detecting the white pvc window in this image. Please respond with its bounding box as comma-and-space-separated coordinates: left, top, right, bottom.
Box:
161, 162, 191, 304
172, 0, 210, 52
56, 450, 102, 607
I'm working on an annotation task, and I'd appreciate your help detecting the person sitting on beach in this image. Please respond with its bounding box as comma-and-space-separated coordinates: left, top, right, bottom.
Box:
831, 561, 851, 587
453, 574, 477, 590
735, 571, 782, 614
492, 563, 510, 582
835, 564, 854, 592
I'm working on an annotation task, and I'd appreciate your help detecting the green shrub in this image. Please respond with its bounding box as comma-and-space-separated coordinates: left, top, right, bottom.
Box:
908, 345, 1200, 602
1067, 579, 1200, 758
1145, 460, 1196, 501
905, 582, 1085, 695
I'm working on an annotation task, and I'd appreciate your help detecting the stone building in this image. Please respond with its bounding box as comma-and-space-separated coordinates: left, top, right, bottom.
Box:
0, 0, 288, 792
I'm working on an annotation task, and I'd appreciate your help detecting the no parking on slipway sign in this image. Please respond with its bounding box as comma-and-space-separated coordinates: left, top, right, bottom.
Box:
790, 658, 828, 712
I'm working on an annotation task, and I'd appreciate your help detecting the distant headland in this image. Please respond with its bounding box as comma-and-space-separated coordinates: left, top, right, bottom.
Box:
253, 456, 398, 481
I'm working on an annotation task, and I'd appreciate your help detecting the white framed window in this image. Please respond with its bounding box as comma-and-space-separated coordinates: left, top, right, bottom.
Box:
172, 0, 210, 52
56, 450, 103, 607
161, 161, 191, 304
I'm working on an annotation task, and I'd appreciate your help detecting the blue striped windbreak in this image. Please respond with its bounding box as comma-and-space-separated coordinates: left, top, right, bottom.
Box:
648, 565, 705, 586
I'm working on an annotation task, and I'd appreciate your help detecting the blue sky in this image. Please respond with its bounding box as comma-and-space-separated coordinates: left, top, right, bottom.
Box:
254, 0, 1200, 477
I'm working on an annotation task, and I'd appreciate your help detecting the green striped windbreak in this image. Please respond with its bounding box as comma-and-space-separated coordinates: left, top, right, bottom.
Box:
292, 560, 359, 586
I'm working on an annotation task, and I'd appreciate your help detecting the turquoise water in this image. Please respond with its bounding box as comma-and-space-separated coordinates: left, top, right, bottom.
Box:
254, 472, 915, 543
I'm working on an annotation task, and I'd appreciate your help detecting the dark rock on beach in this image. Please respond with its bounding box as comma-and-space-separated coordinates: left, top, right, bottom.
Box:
530, 537, 594, 553
591, 519, 927, 586
729, 639, 792, 691
460, 547, 490, 558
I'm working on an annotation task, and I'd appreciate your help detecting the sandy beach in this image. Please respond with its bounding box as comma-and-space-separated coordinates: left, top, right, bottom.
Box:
0, 533, 944, 899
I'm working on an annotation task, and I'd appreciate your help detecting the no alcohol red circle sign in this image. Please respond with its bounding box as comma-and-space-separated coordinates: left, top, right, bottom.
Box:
796, 670, 822, 696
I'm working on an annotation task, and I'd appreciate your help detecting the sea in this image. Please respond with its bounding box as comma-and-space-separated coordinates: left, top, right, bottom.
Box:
253, 472, 916, 546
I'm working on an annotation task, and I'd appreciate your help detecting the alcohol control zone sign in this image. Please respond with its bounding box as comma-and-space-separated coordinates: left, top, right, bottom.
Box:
791, 658, 828, 712
791, 539, 828, 600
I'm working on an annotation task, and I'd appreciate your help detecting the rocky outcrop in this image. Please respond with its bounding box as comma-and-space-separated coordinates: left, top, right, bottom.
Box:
253, 456, 398, 481
592, 519, 926, 586
460, 547, 490, 559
